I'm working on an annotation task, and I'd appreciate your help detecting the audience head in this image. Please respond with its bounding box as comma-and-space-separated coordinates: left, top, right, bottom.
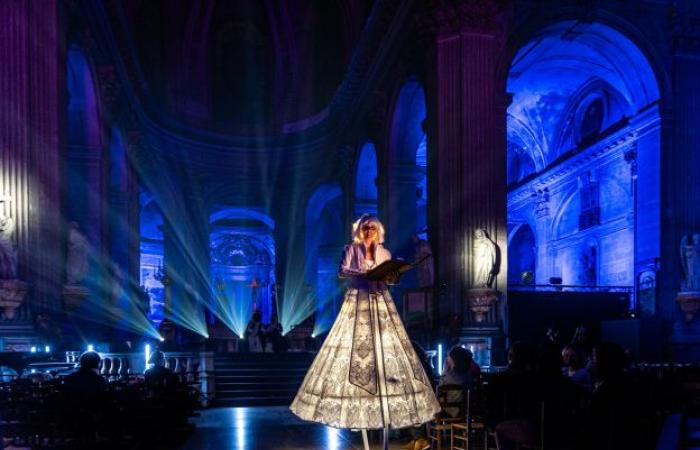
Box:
447, 345, 473, 374
507, 341, 530, 371
252, 311, 262, 323
536, 348, 563, 377
149, 350, 166, 368
592, 342, 626, 382
79, 351, 101, 371
562, 344, 585, 370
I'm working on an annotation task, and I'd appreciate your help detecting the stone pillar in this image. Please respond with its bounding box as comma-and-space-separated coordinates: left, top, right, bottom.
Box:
0, 0, 64, 320
430, 1, 510, 330
532, 188, 552, 285
666, 10, 700, 360
386, 164, 423, 259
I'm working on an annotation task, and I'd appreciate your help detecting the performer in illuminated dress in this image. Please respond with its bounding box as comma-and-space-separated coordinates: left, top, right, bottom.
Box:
291, 215, 440, 449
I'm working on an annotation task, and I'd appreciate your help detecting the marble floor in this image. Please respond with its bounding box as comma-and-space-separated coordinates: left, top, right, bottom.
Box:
181, 406, 420, 450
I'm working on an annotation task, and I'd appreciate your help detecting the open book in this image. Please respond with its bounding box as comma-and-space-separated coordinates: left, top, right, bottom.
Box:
363, 254, 430, 281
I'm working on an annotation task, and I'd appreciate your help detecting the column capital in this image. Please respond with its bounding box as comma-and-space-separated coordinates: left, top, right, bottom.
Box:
671, 2, 700, 55
430, 0, 511, 38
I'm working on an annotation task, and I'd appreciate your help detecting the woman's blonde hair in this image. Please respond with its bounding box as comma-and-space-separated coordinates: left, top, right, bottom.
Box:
351, 215, 385, 244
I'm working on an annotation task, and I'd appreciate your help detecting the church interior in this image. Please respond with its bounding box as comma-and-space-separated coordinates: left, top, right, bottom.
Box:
0, 0, 699, 448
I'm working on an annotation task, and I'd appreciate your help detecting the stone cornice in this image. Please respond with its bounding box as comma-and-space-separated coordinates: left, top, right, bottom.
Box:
429, 0, 510, 37
508, 127, 639, 206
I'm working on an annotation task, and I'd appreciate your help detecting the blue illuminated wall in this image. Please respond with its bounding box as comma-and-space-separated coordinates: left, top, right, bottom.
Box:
388, 78, 429, 258
139, 193, 165, 324
354, 142, 378, 217
506, 21, 661, 300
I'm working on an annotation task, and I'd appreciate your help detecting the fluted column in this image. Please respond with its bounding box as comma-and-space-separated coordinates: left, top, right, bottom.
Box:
667, 13, 700, 359
430, 0, 510, 329
0, 0, 63, 317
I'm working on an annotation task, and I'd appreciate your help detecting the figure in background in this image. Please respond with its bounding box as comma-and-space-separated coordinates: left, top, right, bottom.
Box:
64, 351, 107, 400
263, 313, 285, 353
246, 311, 263, 352
412, 234, 434, 288
681, 233, 700, 291
0, 196, 17, 279
473, 229, 498, 288
66, 222, 90, 285
145, 350, 180, 392
439, 346, 478, 418
561, 344, 592, 391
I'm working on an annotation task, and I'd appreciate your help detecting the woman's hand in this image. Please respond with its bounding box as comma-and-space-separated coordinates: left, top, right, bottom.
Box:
385, 271, 400, 284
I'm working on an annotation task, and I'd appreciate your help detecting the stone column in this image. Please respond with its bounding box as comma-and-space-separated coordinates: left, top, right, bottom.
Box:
386, 164, 423, 258
430, 1, 510, 332
532, 188, 552, 285
667, 12, 700, 360
0, 0, 64, 321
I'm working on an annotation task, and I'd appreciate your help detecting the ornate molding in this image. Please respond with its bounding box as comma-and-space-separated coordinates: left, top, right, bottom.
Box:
508, 130, 637, 205
670, 2, 700, 54
430, 0, 510, 37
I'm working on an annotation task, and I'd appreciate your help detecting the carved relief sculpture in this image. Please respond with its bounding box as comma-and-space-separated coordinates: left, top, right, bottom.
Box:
678, 233, 700, 322
0, 196, 17, 279
680, 234, 700, 292
0, 195, 27, 319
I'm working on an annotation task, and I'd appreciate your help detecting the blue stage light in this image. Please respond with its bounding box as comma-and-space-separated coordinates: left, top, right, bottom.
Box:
87, 344, 94, 352
144, 344, 151, 371
30, 346, 37, 353
44, 345, 50, 353
437, 343, 443, 376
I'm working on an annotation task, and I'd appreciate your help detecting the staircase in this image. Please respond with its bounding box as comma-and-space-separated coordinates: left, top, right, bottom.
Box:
212, 352, 317, 407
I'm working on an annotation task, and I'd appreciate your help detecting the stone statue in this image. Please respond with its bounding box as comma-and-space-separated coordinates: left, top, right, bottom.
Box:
680, 233, 700, 292
0, 197, 17, 279
412, 234, 434, 288
66, 222, 89, 285
473, 229, 499, 288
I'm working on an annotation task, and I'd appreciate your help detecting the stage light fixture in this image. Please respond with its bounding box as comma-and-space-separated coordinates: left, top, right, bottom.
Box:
87, 344, 94, 352
44, 345, 50, 353
437, 343, 443, 375
144, 344, 151, 371
30, 346, 37, 353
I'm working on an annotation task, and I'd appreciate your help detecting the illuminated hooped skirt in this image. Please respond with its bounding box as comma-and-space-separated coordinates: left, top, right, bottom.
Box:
290, 288, 440, 429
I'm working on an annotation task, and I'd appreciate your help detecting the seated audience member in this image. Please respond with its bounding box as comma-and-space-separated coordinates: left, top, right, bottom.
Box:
64, 351, 107, 399
493, 350, 583, 450
561, 344, 592, 391
506, 341, 531, 373
438, 345, 476, 417
588, 343, 644, 449
145, 351, 180, 391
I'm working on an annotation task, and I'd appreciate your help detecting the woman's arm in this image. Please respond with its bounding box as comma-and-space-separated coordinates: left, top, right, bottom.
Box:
338, 245, 365, 278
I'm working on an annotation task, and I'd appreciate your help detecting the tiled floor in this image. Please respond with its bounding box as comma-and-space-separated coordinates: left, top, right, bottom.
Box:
181, 406, 420, 450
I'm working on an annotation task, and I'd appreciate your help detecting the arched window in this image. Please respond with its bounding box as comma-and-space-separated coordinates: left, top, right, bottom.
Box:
355, 142, 378, 216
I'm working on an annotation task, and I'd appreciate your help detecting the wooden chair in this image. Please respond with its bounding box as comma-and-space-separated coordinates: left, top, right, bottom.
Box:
451, 387, 488, 450
427, 384, 468, 450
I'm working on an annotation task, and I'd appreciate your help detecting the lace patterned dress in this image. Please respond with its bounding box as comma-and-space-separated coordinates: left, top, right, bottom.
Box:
290, 243, 440, 429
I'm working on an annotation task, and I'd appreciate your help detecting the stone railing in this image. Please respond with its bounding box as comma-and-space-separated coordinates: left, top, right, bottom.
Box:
65, 350, 215, 406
